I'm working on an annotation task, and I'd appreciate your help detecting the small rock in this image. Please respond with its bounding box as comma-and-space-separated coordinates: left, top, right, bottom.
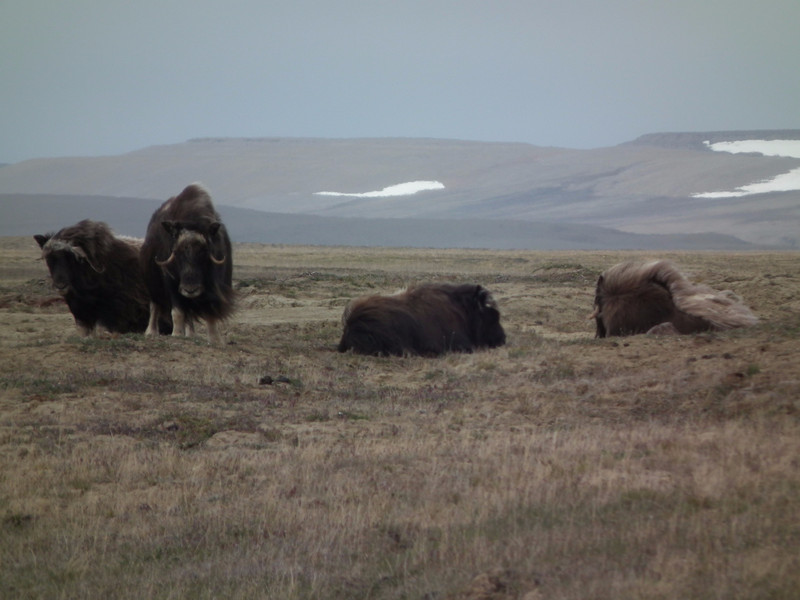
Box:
259, 374, 293, 385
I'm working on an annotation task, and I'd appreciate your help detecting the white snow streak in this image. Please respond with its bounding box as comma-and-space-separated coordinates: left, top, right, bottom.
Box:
693, 140, 800, 198
315, 180, 444, 198
703, 139, 800, 159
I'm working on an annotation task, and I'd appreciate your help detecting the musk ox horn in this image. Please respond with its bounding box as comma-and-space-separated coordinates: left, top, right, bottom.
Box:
42, 238, 105, 273
155, 252, 176, 267
40, 238, 72, 257
70, 246, 105, 273
209, 253, 227, 266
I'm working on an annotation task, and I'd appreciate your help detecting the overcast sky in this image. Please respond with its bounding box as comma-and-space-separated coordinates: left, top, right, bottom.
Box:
2, 0, 799, 163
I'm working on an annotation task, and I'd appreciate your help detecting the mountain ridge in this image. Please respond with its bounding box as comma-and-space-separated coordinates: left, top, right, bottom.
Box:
0, 193, 763, 251
1, 132, 798, 248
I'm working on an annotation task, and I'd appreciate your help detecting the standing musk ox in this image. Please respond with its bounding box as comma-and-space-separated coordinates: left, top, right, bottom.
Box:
592, 260, 758, 337
34, 219, 152, 335
338, 283, 506, 356
140, 184, 234, 345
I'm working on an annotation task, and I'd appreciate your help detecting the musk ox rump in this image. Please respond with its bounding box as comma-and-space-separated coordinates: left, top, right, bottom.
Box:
34, 220, 152, 335
592, 260, 758, 337
338, 283, 506, 356
140, 183, 234, 345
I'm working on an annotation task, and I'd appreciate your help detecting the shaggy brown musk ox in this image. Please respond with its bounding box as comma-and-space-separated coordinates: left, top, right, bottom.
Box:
34, 219, 154, 335
140, 184, 234, 345
338, 283, 506, 356
592, 259, 758, 337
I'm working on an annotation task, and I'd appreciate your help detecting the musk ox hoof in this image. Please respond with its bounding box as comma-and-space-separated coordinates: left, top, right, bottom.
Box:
646, 322, 680, 336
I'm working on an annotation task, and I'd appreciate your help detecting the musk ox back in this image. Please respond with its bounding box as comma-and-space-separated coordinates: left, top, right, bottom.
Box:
34, 219, 151, 335
338, 283, 506, 356
592, 260, 758, 337
140, 184, 234, 345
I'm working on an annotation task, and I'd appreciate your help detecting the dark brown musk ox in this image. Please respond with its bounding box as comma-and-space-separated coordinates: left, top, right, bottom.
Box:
591, 259, 758, 337
34, 219, 156, 336
140, 183, 234, 345
338, 283, 506, 356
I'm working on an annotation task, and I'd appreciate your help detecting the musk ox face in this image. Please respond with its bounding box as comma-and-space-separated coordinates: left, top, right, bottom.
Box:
457, 284, 507, 349
157, 221, 227, 300
34, 222, 119, 296
35, 236, 90, 295
338, 282, 506, 356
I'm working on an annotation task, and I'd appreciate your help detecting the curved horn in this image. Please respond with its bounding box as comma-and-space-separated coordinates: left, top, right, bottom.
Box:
71, 246, 106, 273
155, 252, 176, 267
209, 253, 227, 266
38, 238, 105, 272
40, 238, 71, 257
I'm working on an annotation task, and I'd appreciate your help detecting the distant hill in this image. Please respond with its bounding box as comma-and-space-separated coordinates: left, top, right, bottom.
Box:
623, 130, 800, 150
1, 133, 798, 248
0, 193, 760, 251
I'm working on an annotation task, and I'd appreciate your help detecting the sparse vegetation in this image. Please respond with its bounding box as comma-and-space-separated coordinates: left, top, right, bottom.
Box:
1, 237, 799, 599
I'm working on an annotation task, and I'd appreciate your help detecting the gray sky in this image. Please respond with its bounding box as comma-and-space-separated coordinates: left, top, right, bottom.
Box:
2, 0, 799, 163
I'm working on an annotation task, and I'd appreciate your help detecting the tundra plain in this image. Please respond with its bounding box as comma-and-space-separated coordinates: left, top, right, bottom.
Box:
1, 237, 799, 599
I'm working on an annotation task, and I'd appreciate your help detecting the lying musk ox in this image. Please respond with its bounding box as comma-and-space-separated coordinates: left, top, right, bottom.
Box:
140, 184, 234, 345
34, 220, 152, 335
338, 283, 506, 356
592, 260, 758, 337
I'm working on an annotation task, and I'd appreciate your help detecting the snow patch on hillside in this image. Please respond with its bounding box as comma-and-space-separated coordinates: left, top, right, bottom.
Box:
315, 180, 444, 198
694, 140, 800, 198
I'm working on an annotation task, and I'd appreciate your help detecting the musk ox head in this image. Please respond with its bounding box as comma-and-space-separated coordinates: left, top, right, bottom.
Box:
34, 220, 114, 295
155, 220, 229, 299
455, 284, 507, 349
592, 260, 758, 337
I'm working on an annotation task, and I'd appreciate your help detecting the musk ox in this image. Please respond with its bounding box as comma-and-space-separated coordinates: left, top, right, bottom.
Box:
338, 283, 506, 356
34, 219, 152, 335
592, 260, 758, 337
140, 183, 234, 345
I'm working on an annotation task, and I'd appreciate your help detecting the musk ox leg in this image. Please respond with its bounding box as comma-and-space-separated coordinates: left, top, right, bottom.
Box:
75, 320, 94, 337
171, 307, 190, 337
145, 302, 162, 336
646, 322, 681, 336
205, 318, 223, 346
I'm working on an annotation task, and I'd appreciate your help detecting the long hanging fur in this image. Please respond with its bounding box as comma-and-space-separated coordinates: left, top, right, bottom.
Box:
593, 260, 758, 337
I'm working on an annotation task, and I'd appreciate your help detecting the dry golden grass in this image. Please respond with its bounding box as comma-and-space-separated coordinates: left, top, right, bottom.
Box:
1, 236, 799, 599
